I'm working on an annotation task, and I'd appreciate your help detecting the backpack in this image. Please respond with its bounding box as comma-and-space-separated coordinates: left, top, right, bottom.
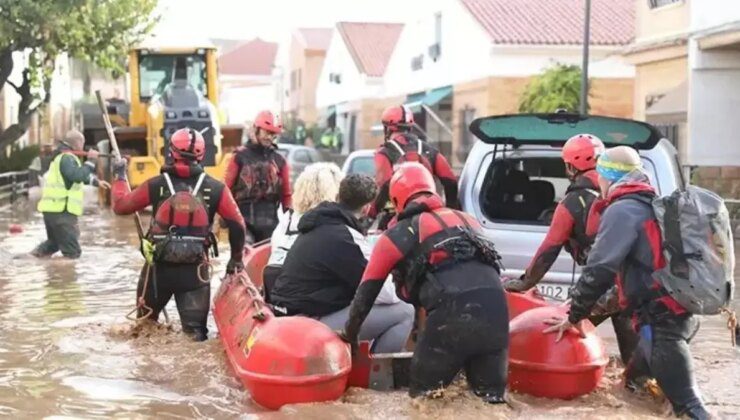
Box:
149, 172, 212, 264
382, 137, 434, 172
651, 185, 735, 315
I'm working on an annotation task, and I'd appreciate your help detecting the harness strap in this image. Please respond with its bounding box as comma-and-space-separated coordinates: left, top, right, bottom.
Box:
388, 139, 405, 156
192, 172, 207, 196
162, 173, 176, 196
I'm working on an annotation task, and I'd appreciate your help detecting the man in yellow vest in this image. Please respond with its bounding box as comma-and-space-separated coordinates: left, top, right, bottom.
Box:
32, 130, 109, 259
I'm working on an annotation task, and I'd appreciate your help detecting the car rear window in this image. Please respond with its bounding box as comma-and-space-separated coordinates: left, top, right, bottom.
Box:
480, 157, 567, 225
348, 156, 375, 176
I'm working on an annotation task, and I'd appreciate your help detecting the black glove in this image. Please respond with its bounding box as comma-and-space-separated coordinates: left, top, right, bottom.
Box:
112, 157, 127, 180
336, 329, 358, 356
226, 258, 244, 274
503, 273, 533, 293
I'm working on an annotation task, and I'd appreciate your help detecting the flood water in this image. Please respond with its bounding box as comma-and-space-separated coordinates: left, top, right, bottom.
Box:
0, 200, 738, 419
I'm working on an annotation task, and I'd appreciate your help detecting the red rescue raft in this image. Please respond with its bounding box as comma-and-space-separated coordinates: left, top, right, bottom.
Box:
213, 244, 351, 410
505, 288, 550, 320
507, 305, 608, 400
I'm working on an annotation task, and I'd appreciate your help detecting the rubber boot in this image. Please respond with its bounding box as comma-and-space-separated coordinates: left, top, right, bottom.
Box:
474, 390, 506, 405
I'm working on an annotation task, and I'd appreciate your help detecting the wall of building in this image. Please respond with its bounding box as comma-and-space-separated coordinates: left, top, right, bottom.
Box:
300, 51, 327, 124
634, 0, 690, 42
221, 84, 275, 125
633, 56, 687, 121
690, 0, 740, 33
316, 31, 377, 108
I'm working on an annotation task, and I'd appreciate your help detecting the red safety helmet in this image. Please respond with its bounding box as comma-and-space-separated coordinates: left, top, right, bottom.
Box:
389, 162, 436, 210
381, 105, 414, 134
562, 134, 605, 171
170, 128, 205, 162
254, 110, 283, 134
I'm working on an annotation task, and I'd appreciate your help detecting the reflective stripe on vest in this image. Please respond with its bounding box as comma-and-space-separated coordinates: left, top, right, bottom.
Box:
37, 153, 84, 216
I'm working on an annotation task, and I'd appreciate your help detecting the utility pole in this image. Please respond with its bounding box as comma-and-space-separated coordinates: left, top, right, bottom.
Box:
580, 0, 591, 115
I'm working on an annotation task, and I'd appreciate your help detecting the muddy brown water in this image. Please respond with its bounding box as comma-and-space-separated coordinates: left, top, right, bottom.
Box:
0, 201, 738, 419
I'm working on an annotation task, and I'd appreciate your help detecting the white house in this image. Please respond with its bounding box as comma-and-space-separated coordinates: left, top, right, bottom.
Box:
315, 22, 403, 151
687, 0, 740, 167
382, 0, 636, 164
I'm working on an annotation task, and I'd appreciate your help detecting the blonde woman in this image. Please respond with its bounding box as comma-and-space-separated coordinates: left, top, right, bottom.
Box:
263, 162, 344, 300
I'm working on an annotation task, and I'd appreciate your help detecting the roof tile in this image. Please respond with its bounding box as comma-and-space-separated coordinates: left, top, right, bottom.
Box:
337, 22, 404, 77
219, 38, 278, 76
460, 0, 634, 46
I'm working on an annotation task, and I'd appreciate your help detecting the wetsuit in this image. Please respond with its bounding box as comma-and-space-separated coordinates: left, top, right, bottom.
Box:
369, 133, 458, 228
112, 162, 245, 341
566, 172, 709, 420
508, 170, 638, 363
344, 195, 508, 401
225, 142, 292, 242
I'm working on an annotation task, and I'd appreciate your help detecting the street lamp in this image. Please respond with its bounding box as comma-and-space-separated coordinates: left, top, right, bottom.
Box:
580, 0, 591, 115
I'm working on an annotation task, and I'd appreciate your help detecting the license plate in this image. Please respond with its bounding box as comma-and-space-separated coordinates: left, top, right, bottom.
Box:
536, 284, 568, 301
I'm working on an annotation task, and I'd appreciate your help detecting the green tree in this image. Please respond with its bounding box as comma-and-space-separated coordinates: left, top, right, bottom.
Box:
518, 63, 588, 113
0, 0, 158, 149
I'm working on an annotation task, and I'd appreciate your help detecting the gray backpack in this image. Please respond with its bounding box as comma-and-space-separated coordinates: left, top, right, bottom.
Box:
652, 185, 735, 315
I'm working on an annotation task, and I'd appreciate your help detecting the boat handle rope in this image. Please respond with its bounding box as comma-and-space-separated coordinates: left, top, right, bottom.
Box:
236, 273, 267, 321
721, 308, 737, 347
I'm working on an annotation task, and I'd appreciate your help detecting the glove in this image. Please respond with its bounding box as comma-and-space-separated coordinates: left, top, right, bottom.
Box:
336, 329, 359, 356
112, 157, 127, 180
226, 258, 244, 274
503, 274, 533, 293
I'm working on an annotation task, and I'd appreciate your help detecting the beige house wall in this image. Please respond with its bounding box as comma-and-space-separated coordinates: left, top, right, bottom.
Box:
287, 33, 328, 125
633, 56, 688, 121
357, 95, 405, 150
634, 0, 690, 42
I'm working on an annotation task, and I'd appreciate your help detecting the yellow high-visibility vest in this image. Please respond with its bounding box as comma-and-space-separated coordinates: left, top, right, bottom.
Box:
37, 153, 84, 216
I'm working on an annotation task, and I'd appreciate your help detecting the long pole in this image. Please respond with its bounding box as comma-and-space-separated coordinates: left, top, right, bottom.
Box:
95, 90, 144, 239
580, 0, 591, 115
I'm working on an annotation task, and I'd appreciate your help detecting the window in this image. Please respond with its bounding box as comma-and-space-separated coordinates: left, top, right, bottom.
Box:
648, 0, 681, 9
348, 156, 375, 176
138, 53, 207, 100
294, 149, 312, 163
480, 158, 567, 225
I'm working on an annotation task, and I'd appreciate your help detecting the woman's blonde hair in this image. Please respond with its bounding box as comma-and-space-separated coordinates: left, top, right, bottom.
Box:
292, 162, 344, 214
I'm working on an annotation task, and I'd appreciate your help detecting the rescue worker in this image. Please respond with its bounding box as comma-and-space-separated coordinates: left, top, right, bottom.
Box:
225, 110, 292, 243
32, 130, 109, 259
544, 146, 710, 420
503, 134, 638, 364
369, 105, 459, 229
341, 163, 509, 403
111, 128, 246, 341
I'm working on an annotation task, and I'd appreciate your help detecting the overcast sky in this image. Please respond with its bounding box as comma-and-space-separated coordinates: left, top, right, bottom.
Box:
155, 0, 413, 42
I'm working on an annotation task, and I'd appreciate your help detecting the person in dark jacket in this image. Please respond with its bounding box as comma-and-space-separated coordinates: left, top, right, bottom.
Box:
544, 146, 709, 420
504, 134, 638, 364
341, 163, 509, 403
224, 110, 292, 243
112, 128, 246, 341
368, 105, 458, 229
32, 130, 110, 259
270, 174, 413, 353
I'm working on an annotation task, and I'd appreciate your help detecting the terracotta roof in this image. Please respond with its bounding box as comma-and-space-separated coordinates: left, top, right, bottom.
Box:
460, 0, 634, 46
296, 28, 333, 51
219, 38, 278, 76
337, 22, 404, 77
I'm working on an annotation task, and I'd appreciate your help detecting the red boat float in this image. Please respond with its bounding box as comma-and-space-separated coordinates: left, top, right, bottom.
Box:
214, 241, 609, 408
507, 305, 608, 399
213, 244, 351, 410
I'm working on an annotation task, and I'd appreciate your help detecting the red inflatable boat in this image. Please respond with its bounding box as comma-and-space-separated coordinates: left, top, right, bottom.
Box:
213, 244, 351, 410
214, 241, 610, 406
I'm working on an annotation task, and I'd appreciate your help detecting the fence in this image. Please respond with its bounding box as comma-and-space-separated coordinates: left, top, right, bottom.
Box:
0, 171, 30, 210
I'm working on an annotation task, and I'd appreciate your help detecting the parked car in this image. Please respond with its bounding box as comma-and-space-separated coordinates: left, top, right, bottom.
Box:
459, 113, 684, 301
276, 144, 323, 185
341, 149, 375, 176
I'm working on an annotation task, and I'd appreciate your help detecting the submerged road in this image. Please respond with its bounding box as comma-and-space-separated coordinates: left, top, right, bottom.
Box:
0, 200, 738, 419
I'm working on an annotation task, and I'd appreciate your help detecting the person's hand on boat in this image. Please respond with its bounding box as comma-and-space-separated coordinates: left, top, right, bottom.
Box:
542, 316, 586, 342
226, 258, 244, 275
502, 274, 532, 293
336, 329, 358, 356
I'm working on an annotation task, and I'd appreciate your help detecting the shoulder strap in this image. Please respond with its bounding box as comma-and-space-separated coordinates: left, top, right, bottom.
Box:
388, 139, 405, 156
192, 173, 207, 196
428, 210, 450, 230
162, 173, 176, 195
417, 139, 423, 155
